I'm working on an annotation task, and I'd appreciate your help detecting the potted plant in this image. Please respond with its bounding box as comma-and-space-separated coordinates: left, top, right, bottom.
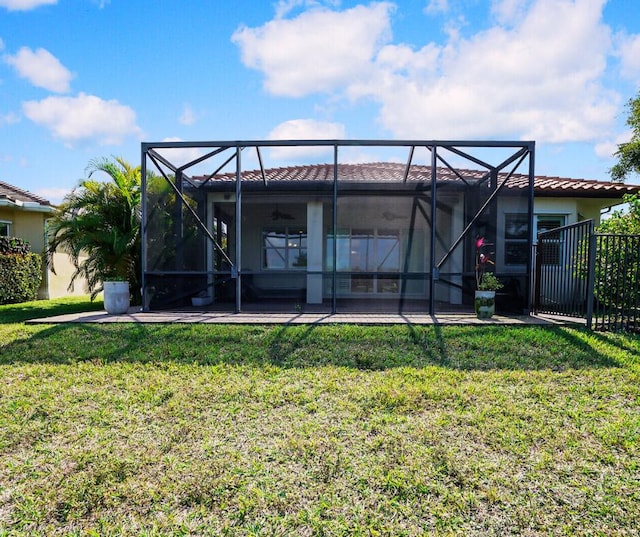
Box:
47, 157, 141, 314
474, 237, 503, 319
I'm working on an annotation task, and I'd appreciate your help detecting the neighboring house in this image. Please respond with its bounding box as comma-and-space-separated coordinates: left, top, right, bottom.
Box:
141, 141, 640, 315
0, 180, 86, 299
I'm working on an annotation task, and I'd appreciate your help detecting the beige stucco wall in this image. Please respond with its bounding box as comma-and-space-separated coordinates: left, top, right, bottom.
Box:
0, 207, 48, 253
46, 251, 90, 299
536, 196, 627, 227
1, 207, 90, 299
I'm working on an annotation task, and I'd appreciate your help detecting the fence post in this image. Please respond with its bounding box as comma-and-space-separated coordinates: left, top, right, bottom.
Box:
585, 223, 596, 330
533, 240, 542, 314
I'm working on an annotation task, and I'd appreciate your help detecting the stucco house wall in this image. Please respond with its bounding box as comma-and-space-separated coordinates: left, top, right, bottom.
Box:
1, 180, 87, 300
0, 206, 49, 253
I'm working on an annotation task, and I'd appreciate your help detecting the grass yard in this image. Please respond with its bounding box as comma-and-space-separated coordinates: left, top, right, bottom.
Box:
1, 298, 639, 536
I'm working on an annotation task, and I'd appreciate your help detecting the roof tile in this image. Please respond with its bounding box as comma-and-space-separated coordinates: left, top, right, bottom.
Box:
194, 162, 640, 196
0, 180, 51, 206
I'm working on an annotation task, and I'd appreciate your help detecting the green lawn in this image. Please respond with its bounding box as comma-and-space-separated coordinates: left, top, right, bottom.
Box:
1, 298, 639, 536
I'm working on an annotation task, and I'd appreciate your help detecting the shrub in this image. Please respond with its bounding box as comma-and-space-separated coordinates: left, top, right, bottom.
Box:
0, 238, 43, 305
0, 236, 32, 256
477, 272, 504, 291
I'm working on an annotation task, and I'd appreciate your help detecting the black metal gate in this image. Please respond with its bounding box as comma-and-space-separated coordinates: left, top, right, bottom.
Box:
534, 220, 640, 332
534, 220, 595, 325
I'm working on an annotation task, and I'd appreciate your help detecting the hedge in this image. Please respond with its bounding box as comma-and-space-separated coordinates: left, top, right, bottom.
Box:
0, 237, 43, 305
0, 236, 33, 256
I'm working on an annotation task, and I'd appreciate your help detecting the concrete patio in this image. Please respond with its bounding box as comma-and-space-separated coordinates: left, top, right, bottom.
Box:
26, 309, 585, 326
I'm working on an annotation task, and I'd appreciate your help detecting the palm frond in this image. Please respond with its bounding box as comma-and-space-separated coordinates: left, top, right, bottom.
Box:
47, 157, 142, 300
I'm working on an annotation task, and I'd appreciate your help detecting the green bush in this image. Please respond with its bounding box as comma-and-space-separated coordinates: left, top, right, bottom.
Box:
0, 238, 43, 304
0, 236, 32, 256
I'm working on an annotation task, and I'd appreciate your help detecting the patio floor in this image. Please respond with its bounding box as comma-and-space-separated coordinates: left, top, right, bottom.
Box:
26, 309, 586, 326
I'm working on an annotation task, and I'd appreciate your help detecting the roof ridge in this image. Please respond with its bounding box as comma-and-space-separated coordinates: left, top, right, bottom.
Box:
0, 179, 51, 205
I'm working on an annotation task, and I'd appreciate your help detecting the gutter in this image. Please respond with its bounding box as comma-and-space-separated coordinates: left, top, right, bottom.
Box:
0, 198, 56, 213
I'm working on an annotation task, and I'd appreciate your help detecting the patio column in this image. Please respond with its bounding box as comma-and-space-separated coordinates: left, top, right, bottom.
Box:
307, 201, 323, 304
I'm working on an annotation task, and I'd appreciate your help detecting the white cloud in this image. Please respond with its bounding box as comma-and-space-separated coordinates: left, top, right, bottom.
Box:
354, 0, 617, 142
22, 92, 142, 145
274, 0, 339, 19
424, 0, 448, 16
267, 119, 346, 160
617, 33, 640, 83
0, 154, 29, 166
232, 2, 394, 97
178, 104, 196, 126
595, 130, 631, 159
4, 47, 73, 93
268, 118, 345, 140
235, 0, 618, 146
35, 187, 70, 205
155, 137, 208, 169
0, 0, 56, 10
0, 111, 20, 126
490, 0, 531, 25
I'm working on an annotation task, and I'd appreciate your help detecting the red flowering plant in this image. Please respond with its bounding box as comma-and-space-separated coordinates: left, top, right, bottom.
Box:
475, 237, 503, 291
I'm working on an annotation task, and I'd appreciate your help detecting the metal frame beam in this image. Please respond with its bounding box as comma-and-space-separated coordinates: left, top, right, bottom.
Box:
140, 139, 535, 314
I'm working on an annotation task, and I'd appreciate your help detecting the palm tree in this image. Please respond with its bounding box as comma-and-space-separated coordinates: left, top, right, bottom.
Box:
48, 157, 141, 301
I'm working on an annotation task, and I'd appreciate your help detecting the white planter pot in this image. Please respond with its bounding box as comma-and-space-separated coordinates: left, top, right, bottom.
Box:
103, 281, 130, 314
474, 290, 496, 319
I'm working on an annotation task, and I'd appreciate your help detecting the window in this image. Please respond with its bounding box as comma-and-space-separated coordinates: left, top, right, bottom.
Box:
0, 221, 10, 237
504, 213, 529, 266
262, 228, 307, 270
327, 228, 401, 293
536, 215, 566, 266
503, 214, 567, 266
536, 215, 566, 235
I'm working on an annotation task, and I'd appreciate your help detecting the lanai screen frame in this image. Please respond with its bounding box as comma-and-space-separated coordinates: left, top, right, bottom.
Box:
141, 139, 535, 314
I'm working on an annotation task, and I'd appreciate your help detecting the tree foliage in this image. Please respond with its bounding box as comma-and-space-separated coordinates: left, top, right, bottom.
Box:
597, 194, 640, 235
47, 157, 141, 301
0, 238, 42, 304
594, 195, 640, 325
611, 92, 640, 183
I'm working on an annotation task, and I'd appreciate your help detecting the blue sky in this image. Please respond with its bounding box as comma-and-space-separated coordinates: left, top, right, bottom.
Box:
1, 0, 639, 203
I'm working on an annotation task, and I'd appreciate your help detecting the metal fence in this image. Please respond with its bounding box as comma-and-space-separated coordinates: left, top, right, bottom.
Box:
592, 233, 640, 332
534, 220, 640, 332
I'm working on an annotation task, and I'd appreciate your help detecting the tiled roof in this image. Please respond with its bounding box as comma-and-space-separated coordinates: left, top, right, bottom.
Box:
0, 180, 52, 206
195, 162, 640, 197
502, 173, 640, 196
